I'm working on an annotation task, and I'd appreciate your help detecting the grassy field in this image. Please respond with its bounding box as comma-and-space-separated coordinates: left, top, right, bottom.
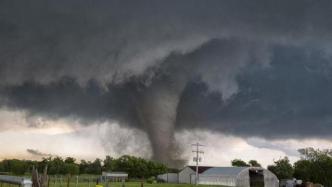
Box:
0, 175, 228, 187
0, 182, 227, 187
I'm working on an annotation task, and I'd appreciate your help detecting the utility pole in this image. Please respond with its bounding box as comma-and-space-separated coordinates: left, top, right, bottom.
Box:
192, 143, 204, 185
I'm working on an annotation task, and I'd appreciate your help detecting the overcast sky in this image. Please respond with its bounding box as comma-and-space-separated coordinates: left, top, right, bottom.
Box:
1, 0, 332, 167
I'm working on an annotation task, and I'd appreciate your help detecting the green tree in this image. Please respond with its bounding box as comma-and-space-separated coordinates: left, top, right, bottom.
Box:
64, 163, 79, 175
79, 160, 88, 174
64, 157, 76, 164
88, 158, 102, 174
103, 156, 115, 171
267, 157, 294, 179
295, 148, 332, 186
249, 160, 261, 167
293, 159, 311, 182
231, 159, 249, 167
11, 159, 26, 175
0, 161, 4, 172
48, 157, 66, 175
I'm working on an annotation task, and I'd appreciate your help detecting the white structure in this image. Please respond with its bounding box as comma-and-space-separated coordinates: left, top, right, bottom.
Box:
157, 173, 178, 183
101, 172, 128, 182
0, 175, 32, 187
280, 179, 302, 187
198, 167, 279, 187
178, 166, 211, 184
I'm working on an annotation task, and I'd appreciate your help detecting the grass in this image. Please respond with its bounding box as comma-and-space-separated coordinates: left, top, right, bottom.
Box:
0, 175, 228, 187
0, 182, 227, 187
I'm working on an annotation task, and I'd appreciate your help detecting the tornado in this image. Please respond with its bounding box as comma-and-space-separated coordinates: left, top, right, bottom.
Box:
134, 73, 188, 166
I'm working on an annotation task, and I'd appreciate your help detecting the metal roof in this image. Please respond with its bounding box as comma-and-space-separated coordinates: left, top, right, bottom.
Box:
201, 167, 249, 176
102, 172, 128, 177
187, 166, 212, 174
0, 175, 32, 185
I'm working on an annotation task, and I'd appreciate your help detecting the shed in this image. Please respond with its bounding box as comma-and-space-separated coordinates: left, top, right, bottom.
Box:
101, 172, 128, 182
178, 166, 211, 184
198, 167, 279, 187
157, 173, 178, 183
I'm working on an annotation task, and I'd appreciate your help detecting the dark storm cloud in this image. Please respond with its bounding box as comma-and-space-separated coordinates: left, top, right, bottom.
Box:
1, 0, 332, 165
177, 45, 332, 139
1, 0, 332, 86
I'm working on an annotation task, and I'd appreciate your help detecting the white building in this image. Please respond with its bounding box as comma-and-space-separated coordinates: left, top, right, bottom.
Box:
101, 172, 128, 182
159, 165, 279, 186
178, 166, 211, 184
198, 167, 279, 187
0, 175, 32, 187
157, 173, 178, 183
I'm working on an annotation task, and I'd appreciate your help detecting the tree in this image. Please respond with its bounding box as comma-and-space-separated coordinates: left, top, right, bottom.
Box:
0, 161, 4, 171
231, 159, 249, 167
64, 163, 79, 175
11, 159, 26, 175
293, 159, 311, 182
249, 160, 261, 167
48, 157, 66, 175
79, 160, 88, 174
87, 159, 102, 174
103, 156, 115, 171
294, 148, 332, 186
267, 157, 293, 179
64, 157, 76, 164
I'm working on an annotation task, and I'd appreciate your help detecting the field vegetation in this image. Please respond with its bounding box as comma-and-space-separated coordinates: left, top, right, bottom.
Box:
0, 181, 226, 187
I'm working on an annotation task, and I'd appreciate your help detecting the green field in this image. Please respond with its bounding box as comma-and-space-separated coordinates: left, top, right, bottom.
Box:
0, 182, 226, 187
47, 182, 226, 187
95, 182, 226, 187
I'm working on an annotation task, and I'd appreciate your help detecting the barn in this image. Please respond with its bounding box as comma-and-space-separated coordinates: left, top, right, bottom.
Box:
198, 167, 279, 187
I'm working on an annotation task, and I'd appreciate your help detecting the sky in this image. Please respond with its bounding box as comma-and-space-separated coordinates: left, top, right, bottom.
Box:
1, 0, 332, 167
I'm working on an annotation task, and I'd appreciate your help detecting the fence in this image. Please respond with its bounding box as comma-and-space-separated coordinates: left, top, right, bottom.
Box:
48, 176, 99, 187
0, 175, 126, 187
48, 175, 126, 187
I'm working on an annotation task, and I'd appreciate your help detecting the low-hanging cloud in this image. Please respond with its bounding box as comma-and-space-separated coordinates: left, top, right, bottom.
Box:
1, 0, 332, 166
27, 149, 53, 157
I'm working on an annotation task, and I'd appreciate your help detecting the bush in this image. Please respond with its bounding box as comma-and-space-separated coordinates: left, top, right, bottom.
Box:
146, 176, 156, 184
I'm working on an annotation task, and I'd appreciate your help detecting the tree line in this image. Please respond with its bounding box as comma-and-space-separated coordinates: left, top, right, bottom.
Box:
0, 155, 167, 178
231, 148, 332, 187
268, 148, 332, 187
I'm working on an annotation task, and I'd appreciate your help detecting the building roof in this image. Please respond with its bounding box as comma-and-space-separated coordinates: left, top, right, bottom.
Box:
201, 167, 249, 176
103, 172, 127, 174
187, 166, 212, 174
102, 172, 128, 177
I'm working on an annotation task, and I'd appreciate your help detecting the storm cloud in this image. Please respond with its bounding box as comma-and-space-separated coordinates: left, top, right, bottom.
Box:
1, 0, 332, 165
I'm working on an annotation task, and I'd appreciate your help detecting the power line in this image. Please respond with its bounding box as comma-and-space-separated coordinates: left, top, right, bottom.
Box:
192, 142, 204, 185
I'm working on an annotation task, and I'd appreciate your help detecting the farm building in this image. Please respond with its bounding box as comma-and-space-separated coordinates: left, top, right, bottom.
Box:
157, 173, 178, 183
198, 167, 279, 187
178, 166, 211, 184
101, 172, 128, 182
